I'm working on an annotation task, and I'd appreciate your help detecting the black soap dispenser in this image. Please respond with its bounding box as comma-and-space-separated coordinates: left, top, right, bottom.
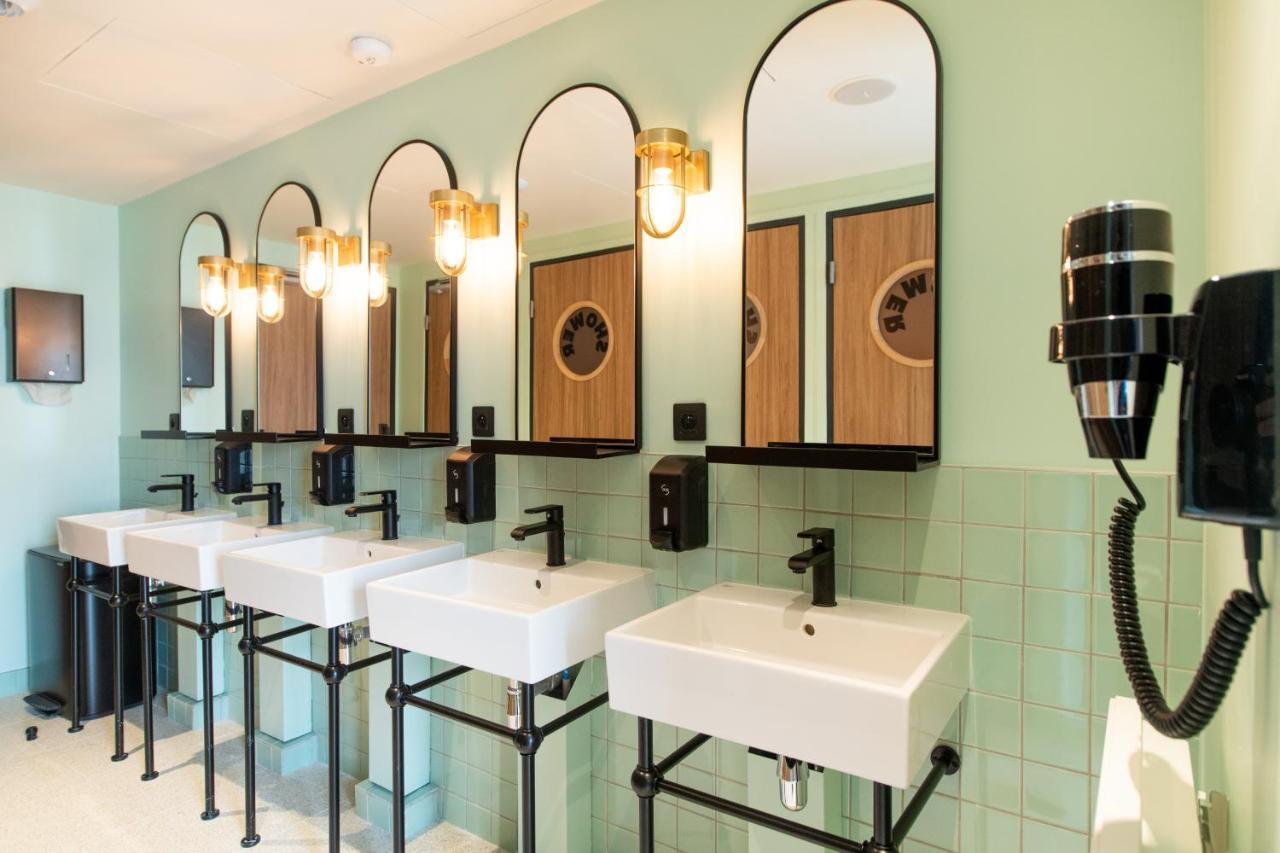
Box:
445, 449, 495, 523
311, 444, 355, 506
649, 455, 709, 551
213, 442, 252, 495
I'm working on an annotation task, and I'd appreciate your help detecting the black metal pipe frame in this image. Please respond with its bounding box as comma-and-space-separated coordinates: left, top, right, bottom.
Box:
385, 661, 607, 852
632, 718, 961, 853
241, 621, 369, 853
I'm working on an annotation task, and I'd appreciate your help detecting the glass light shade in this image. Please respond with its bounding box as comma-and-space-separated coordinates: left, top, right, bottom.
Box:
256, 264, 286, 324
296, 226, 337, 299
430, 189, 473, 277
517, 211, 530, 262
197, 255, 235, 318
368, 240, 392, 308
636, 128, 689, 239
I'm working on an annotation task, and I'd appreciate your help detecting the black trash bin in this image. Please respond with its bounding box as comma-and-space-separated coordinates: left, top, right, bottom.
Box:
25, 546, 152, 721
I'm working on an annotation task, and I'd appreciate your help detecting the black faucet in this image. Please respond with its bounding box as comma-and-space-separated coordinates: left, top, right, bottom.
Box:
345, 489, 399, 540
231, 482, 284, 526
788, 527, 836, 607
148, 474, 196, 513
510, 504, 566, 567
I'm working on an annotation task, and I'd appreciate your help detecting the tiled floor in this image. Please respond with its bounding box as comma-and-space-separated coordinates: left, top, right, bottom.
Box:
0, 695, 497, 852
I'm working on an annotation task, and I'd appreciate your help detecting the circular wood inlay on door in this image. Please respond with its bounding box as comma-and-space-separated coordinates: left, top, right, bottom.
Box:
553, 300, 613, 382
869, 259, 935, 367
744, 291, 767, 367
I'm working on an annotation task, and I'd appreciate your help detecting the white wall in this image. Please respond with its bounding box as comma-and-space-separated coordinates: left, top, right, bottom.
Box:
1201, 0, 1280, 847
0, 182, 121, 683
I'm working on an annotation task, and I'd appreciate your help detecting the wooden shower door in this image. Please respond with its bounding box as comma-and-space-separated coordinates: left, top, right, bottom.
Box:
425, 281, 453, 435
744, 219, 802, 446
368, 290, 394, 434
530, 247, 635, 442
258, 277, 317, 434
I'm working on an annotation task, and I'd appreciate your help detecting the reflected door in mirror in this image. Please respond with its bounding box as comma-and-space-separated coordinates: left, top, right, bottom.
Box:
425, 281, 452, 435
745, 220, 803, 447
531, 248, 635, 442
369, 291, 395, 435
830, 199, 934, 446
258, 277, 318, 434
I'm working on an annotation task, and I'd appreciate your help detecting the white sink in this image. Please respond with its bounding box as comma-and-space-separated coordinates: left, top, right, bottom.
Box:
125, 519, 334, 591
604, 582, 970, 788
57, 507, 235, 567
367, 549, 656, 684
222, 530, 465, 628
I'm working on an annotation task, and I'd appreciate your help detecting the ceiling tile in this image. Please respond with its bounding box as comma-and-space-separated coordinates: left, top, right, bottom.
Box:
42, 18, 329, 140
397, 0, 553, 37
0, 6, 113, 77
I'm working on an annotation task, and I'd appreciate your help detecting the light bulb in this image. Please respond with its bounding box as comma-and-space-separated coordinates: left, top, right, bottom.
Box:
201, 273, 228, 317
641, 166, 685, 238
302, 250, 328, 296
369, 269, 389, 308
436, 217, 468, 276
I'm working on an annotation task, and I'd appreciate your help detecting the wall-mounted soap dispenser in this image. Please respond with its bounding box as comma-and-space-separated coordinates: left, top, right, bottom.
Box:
311, 444, 354, 506
649, 455, 708, 551
445, 449, 495, 523
213, 442, 252, 494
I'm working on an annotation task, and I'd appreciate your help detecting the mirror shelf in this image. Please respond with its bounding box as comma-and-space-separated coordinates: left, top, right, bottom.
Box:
213, 429, 322, 444
706, 443, 936, 472
470, 439, 638, 460
323, 432, 456, 450
140, 429, 216, 440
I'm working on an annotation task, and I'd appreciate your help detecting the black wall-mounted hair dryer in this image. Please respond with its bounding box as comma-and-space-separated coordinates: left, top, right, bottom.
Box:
1049, 200, 1276, 738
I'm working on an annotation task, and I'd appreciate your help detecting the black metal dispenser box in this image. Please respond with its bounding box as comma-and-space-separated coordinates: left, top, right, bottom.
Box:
649, 455, 708, 551
213, 442, 252, 494
445, 449, 495, 523
311, 444, 354, 506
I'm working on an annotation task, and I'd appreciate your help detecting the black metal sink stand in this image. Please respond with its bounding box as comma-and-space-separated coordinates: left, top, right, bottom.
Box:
240, 620, 393, 852
136, 580, 250, 820
65, 559, 140, 762
631, 718, 961, 852
384, 652, 610, 853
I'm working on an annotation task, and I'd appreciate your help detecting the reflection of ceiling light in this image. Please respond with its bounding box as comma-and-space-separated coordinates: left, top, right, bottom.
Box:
830, 77, 896, 106
0, 0, 39, 17
349, 35, 392, 66
517, 177, 529, 190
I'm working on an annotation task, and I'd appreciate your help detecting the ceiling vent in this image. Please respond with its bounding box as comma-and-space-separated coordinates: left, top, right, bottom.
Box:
0, 0, 39, 17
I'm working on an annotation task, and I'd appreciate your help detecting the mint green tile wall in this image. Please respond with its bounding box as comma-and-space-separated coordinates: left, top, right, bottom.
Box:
122, 437, 1203, 852
0, 183, 120, 694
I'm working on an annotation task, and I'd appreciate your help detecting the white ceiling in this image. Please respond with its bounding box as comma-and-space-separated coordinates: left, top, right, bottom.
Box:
518, 85, 634, 240
0, 0, 604, 204
747, 0, 936, 196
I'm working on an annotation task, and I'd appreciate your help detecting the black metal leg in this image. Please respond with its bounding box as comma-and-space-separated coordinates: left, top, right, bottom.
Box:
390, 648, 406, 853
327, 628, 341, 853
109, 567, 128, 762
139, 578, 158, 781
240, 606, 260, 848
518, 682, 537, 853
871, 783, 896, 852
636, 717, 655, 852
67, 558, 83, 734
200, 590, 219, 820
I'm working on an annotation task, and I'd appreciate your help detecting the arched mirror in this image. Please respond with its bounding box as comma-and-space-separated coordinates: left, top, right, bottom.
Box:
177, 212, 230, 436
364, 141, 458, 445
712, 0, 940, 470
507, 84, 641, 456
229, 181, 323, 438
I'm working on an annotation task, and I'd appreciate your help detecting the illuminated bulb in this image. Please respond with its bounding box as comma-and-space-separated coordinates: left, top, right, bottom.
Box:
303, 250, 327, 294
641, 166, 685, 238
256, 265, 286, 324
296, 226, 336, 298
369, 269, 389, 307
436, 216, 468, 277
202, 273, 228, 316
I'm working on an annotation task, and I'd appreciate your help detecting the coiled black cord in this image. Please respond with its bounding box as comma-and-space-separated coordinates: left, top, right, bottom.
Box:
1109, 459, 1268, 739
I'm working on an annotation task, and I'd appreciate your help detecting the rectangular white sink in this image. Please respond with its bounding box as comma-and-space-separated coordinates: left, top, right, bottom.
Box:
222, 530, 465, 628
367, 549, 656, 684
125, 519, 334, 591
605, 582, 970, 788
57, 507, 235, 567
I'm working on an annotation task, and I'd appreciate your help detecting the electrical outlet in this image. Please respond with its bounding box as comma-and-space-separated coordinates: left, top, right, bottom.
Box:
673, 403, 706, 441
472, 406, 495, 437
337, 408, 355, 433
240, 410, 255, 432
168, 412, 180, 431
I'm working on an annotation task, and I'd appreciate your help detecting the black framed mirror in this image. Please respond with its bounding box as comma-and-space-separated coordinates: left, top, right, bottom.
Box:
220, 181, 324, 441
475, 84, 642, 460
708, 0, 940, 471
337, 141, 459, 449
175, 211, 231, 437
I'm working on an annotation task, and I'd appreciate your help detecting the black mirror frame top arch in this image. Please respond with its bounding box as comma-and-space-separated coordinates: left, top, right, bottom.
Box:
326, 139, 463, 450
142, 210, 232, 439
706, 0, 943, 472
216, 180, 325, 443
472, 82, 644, 460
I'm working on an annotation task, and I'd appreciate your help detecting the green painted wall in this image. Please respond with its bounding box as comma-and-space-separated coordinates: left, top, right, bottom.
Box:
0, 182, 120, 684
118, 0, 1207, 472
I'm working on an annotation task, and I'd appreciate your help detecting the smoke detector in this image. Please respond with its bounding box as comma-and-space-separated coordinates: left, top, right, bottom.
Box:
349, 36, 392, 67
0, 0, 39, 17
830, 76, 896, 106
